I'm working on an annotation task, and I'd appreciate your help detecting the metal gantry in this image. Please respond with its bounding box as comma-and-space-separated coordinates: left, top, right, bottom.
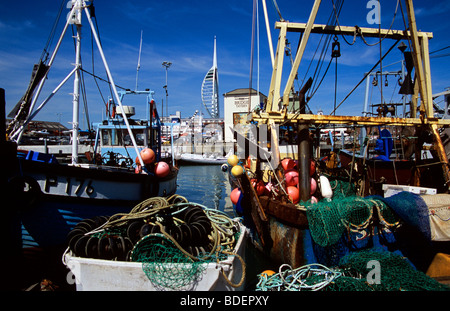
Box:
249, 0, 450, 197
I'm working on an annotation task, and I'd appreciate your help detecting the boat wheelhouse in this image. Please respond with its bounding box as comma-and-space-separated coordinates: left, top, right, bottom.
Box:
93, 89, 169, 167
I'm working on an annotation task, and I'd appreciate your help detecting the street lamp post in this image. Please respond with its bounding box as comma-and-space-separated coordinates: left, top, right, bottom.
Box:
162, 61, 172, 120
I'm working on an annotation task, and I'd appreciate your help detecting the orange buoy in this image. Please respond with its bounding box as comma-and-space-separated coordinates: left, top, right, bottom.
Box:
155, 162, 170, 177
140, 148, 156, 165
310, 177, 317, 195
261, 270, 276, 277
244, 156, 252, 169
286, 186, 300, 204
230, 188, 242, 205
285, 169, 299, 187
281, 158, 296, 171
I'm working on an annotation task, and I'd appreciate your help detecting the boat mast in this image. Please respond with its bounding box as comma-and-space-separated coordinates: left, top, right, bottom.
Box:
83, 2, 145, 167
71, 0, 82, 165
135, 30, 143, 92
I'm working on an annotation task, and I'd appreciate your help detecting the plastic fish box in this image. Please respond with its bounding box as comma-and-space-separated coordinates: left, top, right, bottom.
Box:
382, 184, 437, 198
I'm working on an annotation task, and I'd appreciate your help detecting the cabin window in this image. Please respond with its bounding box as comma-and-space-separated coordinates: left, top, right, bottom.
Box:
136, 132, 145, 146
149, 128, 159, 145
101, 130, 111, 145
115, 129, 146, 146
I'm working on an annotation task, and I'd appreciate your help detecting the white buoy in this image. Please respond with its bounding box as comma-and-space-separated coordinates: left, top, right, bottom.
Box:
319, 175, 333, 200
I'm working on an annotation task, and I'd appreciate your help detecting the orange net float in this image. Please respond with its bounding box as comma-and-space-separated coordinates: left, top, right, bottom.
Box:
286, 186, 300, 204
260, 270, 276, 278
230, 187, 242, 205
139, 148, 156, 165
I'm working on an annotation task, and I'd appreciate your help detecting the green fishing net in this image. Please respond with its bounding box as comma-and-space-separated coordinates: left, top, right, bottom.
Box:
337, 250, 449, 291
328, 177, 357, 199
130, 233, 235, 290
131, 234, 206, 290
305, 194, 398, 248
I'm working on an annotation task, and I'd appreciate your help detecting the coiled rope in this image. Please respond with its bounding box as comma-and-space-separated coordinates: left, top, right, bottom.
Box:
256, 263, 342, 291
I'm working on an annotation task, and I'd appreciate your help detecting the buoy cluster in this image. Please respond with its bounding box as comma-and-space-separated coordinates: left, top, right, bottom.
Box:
135, 147, 170, 178
277, 158, 334, 204
280, 158, 316, 204
224, 155, 246, 215
226, 154, 333, 209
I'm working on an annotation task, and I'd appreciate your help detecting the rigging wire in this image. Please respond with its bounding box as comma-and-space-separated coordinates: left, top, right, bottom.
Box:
430, 53, 450, 59
331, 0, 357, 46
398, 0, 413, 52
331, 0, 400, 47
271, 0, 284, 21
305, 0, 343, 100
249, 0, 257, 112
329, 39, 401, 116
40, 0, 66, 63
80, 68, 127, 91
429, 45, 450, 55
90, 8, 109, 109
89, 0, 116, 112
279, 0, 343, 124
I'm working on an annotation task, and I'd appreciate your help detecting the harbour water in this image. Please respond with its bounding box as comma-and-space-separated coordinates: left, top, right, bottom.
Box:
175, 164, 235, 216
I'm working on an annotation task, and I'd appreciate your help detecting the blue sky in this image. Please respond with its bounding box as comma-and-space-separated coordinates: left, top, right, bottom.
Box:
1, 0, 450, 128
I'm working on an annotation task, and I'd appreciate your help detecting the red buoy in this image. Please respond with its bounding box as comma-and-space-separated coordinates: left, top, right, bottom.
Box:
281, 158, 296, 171
251, 179, 265, 196
135, 164, 142, 174
285, 169, 299, 187
230, 188, 242, 205
155, 162, 170, 177
310, 160, 316, 176
310, 177, 317, 195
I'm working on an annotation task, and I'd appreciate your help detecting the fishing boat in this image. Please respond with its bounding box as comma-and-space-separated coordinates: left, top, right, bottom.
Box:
5, 0, 178, 256
227, 0, 450, 279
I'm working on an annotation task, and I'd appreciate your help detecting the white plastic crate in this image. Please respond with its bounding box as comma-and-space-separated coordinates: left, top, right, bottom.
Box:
382, 184, 437, 198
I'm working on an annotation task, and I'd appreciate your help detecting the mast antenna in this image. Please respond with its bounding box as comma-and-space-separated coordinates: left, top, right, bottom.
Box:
135, 30, 143, 91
